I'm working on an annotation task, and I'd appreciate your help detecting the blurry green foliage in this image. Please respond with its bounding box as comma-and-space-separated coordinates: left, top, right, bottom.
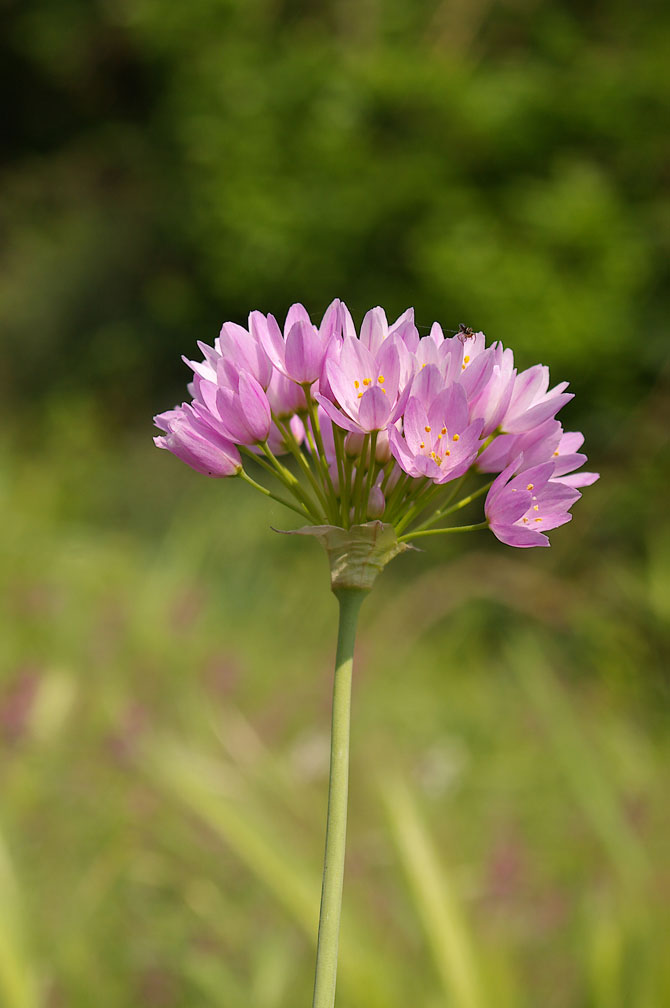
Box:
2, 0, 669, 432
0, 424, 669, 1006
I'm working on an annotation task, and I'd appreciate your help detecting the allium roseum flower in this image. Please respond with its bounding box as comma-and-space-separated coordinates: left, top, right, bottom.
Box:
154, 301, 600, 1008
154, 300, 597, 550
485, 459, 581, 548
154, 403, 241, 477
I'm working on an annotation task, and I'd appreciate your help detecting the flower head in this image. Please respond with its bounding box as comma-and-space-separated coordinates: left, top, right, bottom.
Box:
155, 299, 597, 556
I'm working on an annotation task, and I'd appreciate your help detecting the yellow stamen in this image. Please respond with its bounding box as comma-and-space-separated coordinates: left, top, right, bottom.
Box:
535, 517, 542, 522
463, 355, 470, 364
441, 427, 447, 435
419, 442, 425, 449
363, 378, 371, 386
445, 449, 451, 456
378, 375, 385, 383
357, 392, 363, 399
553, 450, 559, 456
533, 505, 539, 511
424, 425, 431, 433
452, 433, 460, 441
354, 380, 360, 389
526, 483, 534, 491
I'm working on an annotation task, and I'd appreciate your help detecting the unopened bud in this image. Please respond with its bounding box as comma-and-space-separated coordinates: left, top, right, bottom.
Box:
344, 431, 365, 458
375, 430, 391, 463
367, 486, 385, 519
385, 466, 402, 492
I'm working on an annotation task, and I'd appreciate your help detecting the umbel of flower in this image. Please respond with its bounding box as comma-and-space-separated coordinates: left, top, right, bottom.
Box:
155, 299, 597, 574
153, 300, 599, 1008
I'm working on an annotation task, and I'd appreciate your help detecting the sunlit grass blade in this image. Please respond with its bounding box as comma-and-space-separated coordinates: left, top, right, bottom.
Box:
143, 737, 401, 1008
381, 773, 486, 1008
0, 829, 38, 1008
509, 637, 650, 891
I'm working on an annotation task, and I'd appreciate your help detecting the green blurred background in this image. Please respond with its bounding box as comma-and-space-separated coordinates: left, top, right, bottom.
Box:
1, 1, 669, 1005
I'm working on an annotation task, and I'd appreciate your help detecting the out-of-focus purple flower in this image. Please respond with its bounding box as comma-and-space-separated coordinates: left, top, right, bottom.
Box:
389, 384, 484, 483
154, 403, 242, 477
485, 460, 581, 547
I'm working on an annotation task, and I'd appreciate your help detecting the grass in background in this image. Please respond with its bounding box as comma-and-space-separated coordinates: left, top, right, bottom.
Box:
0, 407, 668, 1008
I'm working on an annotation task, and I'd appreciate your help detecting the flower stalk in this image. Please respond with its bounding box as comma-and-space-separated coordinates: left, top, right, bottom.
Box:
312, 587, 366, 1008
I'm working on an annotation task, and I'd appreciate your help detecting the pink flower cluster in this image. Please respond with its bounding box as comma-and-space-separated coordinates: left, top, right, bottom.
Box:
154, 301, 597, 547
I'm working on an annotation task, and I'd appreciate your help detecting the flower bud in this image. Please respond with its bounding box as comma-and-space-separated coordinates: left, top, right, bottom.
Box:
367, 486, 385, 519
385, 466, 403, 492
375, 429, 391, 463
344, 431, 365, 458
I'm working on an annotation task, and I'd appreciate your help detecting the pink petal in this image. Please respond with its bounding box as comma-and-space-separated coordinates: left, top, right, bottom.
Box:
284, 303, 312, 334
256, 312, 286, 374
360, 307, 388, 353
358, 386, 391, 432
285, 320, 323, 383
403, 397, 431, 454
238, 372, 271, 442
314, 392, 361, 433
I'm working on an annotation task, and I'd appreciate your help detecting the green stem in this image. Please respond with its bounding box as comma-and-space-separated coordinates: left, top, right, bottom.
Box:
383, 471, 413, 523
393, 480, 443, 535
304, 387, 340, 521
272, 419, 331, 520
410, 479, 494, 535
361, 431, 378, 520
332, 426, 348, 527
397, 521, 488, 544
312, 588, 366, 1008
350, 436, 370, 524
238, 470, 312, 521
